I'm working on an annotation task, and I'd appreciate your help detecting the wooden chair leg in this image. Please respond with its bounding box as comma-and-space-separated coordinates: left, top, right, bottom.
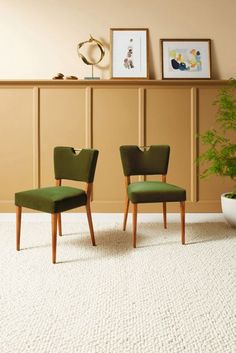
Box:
86, 203, 96, 246
162, 202, 167, 229
180, 201, 185, 245
16, 206, 22, 251
57, 213, 62, 236
123, 197, 130, 231
132, 203, 138, 248
51, 213, 57, 264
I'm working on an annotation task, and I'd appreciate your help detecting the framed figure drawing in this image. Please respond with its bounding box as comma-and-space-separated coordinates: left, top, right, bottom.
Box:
110, 28, 149, 79
161, 39, 212, 79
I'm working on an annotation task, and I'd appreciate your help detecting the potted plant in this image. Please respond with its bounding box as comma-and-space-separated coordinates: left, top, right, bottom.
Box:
198, 78, 236, 226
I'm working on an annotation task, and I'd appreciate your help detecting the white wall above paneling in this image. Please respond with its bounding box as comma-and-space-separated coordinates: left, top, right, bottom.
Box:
0, 0, 235, 80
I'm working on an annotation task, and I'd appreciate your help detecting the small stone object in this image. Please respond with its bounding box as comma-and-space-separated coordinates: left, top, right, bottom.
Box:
52, 73, 64, 80
65, 75, 78, 80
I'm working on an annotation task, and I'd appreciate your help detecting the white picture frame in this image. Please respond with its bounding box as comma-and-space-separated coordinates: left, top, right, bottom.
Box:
110, 28, 149, 79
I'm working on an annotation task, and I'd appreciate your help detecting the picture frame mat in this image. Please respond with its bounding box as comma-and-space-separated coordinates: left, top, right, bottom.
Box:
110, 28, 149, 79
161, 39, 212, 80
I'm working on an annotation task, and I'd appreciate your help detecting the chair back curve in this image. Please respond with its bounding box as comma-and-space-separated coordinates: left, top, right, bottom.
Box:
120, 145, 170, 176
54, 146, 99, 183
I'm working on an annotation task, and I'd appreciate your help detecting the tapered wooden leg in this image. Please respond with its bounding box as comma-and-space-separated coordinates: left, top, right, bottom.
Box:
57, 213, 62, 236
162, 202, 167, 229
132, 203, 138, 248
123, 197, 130, 231
180, 201, 185, 245
16, 206, 22, 251
86, 203, 96, 246
51, 213, 57, 264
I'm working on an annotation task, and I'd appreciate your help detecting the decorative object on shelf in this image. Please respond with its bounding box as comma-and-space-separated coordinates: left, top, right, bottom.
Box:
161, 39, 211, 79
77, 35, 105, 80
65, 75, 78, 80
52, 73, 64, 80
110, 28, 149, 79
197, 78, 236, 226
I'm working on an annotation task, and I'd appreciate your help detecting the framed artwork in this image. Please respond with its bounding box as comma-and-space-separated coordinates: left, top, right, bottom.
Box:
161, 39, 212, 79
110, 28, 149, 79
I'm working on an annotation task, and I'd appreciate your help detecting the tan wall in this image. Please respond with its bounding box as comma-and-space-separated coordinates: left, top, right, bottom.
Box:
0, 1, 235, 80
0, 80, 234, 213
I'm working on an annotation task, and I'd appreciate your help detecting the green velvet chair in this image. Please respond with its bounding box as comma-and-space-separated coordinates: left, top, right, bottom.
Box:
120, 145, 186, 248
15, 147, 99, 264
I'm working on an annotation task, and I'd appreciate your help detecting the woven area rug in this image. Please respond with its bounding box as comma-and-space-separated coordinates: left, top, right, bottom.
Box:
0, 213, 235, 353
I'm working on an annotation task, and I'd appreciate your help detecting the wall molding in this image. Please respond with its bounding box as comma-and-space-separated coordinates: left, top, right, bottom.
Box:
85, 87, 92, 148
190, 87, 198, 202
0, 80, 231, 213
0, 79, 229, 87
33, 87, 40, 188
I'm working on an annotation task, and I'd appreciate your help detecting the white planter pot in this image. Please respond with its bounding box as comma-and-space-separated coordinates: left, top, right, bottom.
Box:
221, 193, 236, 227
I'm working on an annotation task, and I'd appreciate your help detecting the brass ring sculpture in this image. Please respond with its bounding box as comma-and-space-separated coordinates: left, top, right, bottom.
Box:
77, 35, 105, 66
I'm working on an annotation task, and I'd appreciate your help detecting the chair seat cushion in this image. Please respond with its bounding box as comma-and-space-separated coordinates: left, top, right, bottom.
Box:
15, 186, 87, 213
128, 181, 186, 204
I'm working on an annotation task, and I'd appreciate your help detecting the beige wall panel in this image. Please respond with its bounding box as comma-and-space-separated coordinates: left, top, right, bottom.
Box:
198, 88, 235, 201
1, 2, 235, 80
146, 88, 191, 211
0, 89, 34, 211
93, 89, 139, 211
40, 88, 86, 188
0, 81, 231, 213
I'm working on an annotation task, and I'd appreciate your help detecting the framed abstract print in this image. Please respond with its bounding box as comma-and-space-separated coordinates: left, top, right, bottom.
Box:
161, 39, 212, 79
110, 28, 149, 79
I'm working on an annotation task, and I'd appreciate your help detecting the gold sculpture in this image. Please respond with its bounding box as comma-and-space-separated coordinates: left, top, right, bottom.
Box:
77, 35, 105, 79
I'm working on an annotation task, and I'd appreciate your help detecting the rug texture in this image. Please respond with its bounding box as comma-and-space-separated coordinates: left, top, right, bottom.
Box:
0, 214, 235, 353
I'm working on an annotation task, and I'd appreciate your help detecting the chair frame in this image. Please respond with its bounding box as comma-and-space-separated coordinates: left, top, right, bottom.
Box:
122, 175, 185, 248
16, 179, 96, 264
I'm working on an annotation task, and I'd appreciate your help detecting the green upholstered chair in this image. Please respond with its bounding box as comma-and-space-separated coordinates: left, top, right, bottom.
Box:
15, 147, 99, 264
120, 145, 186, 248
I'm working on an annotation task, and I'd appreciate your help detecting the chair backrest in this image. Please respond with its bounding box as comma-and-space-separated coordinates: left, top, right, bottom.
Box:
54, 147, 99, 183
120, 145, 170, 176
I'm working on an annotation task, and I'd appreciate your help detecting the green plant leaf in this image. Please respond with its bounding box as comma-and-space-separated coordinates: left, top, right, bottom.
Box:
197, 78, 236, 190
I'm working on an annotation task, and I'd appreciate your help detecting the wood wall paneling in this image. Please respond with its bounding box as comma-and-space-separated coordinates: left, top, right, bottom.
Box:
0, 80, 230, 212
92, 88, 140, 211
198, 88, 235, 206
40, 88, 86, 189
0, 89, 34, 211
145, 88, 191, 211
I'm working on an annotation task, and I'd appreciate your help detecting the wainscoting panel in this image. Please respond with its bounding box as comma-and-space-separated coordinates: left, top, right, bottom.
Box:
197, 87, 235, 205
92, 88, 139, 211
0, 88, 34, 211
0, 80, 230, 212
39, 88, 86, 188
145, 87, 191, 212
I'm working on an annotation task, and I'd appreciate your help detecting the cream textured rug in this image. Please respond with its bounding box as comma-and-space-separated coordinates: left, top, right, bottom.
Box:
0, 213, 235, 353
